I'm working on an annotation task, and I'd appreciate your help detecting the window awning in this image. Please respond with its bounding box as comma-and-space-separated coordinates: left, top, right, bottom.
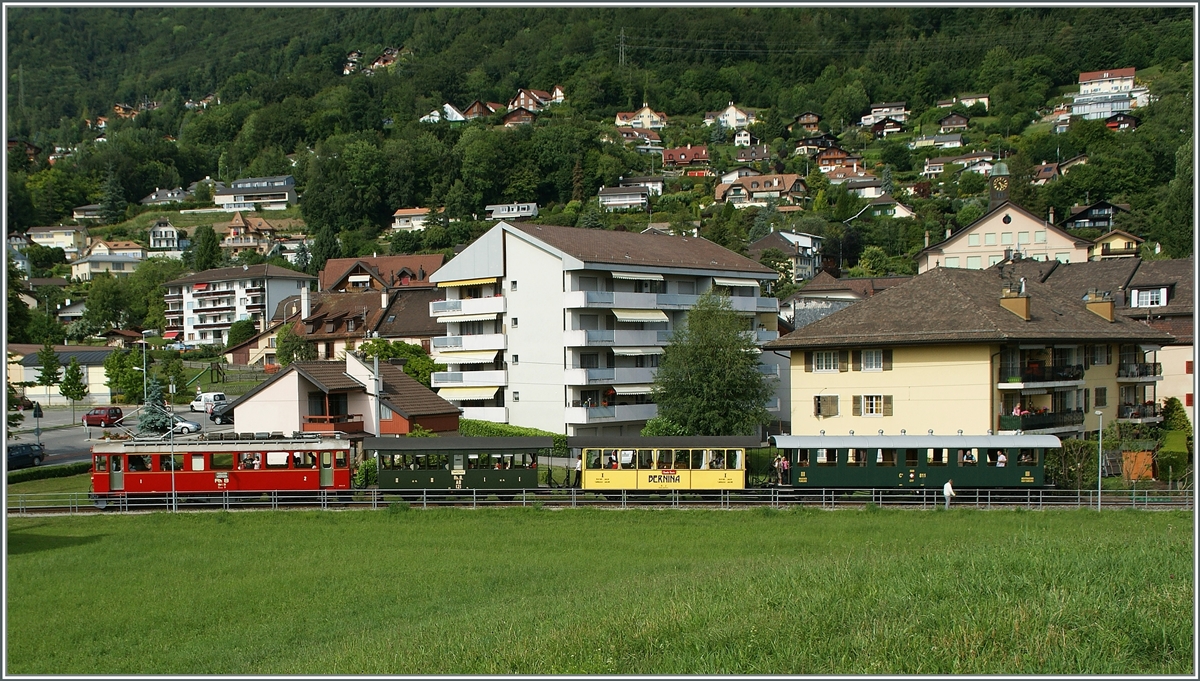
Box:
614, 384, 655, 395
437, 386, 500, 401
347, 274, 372, 283
712, 277, 757, 288
612, 309, 669, 323
437, 277, 498, 289
192, 283, 208, 291
611, 272, 664, 281
162, 331, 180, 340
613, 347, 664, 356
431, 350, 499, 365
436, 312, 500, 324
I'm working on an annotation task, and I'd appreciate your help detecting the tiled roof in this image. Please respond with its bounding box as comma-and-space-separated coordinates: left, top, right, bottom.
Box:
26, 225, 85, 234
10, 344, 115, 366
509, 223, 775, 276
319, 254, 444, 291
377, 288, 444, 337
769, 266, 1174, 350
289, 362, 363, 391
1126, 256, 1193, 320
165, 264, 315, 287
794, 270, 911, 298
1079, 67, 1135, 82
376, 361, 461, 417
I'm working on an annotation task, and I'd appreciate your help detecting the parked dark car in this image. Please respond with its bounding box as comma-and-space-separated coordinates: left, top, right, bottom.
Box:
8, 395, 33, 411
82, 406, 124, 428
7, 442, 45, 470
208, 402, 234, 425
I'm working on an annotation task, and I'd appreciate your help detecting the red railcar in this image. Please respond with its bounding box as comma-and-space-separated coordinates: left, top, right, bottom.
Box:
90, 437, 353, 498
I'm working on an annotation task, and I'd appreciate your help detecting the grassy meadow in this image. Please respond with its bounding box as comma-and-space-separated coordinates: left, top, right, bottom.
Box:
6, 508, 1192, 675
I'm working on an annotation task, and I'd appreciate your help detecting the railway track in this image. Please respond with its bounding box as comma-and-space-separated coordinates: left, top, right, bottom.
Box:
8, 487, 1193, 515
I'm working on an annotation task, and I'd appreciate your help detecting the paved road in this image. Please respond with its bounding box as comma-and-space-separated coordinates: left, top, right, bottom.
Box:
10, 405, 233, 466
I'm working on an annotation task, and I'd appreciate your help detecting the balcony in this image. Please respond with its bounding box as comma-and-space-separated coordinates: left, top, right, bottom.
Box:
564, 329, 671, 347
461, 406, 508, 422
563, 367, 656, 386
197, 304, 234, 313
565, 403, 658, 425
758, 364, 780, 377
430, 369, 508, 388
564, 290, 660, 309
656, 293, 700, 309
193, 288, 236, 298
998, 363, 1085, 389
432, 333, 507, 352
998, 410, 1085, 432
729, 296, 778, 314
1116, 363, 1163, 382
302, 414, 365, 433
430, 296, 506, 317
165, 293, 182, 301
755, 329, 779, 343
1118, 404, 1161, 422
194, 321, 233, 329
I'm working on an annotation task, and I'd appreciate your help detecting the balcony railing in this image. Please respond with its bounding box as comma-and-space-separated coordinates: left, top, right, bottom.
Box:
193, 288, 236, 298
429, 296, 506, 317
431, 333, 506, 351
565, 403, 658, 424
302, 414, 364, 433
998, 410, 1085, 431
1118, 404, 1160, 420
998, 363, 1084, 383
564, 329, 672, 347
1117, 363, 1162, 379
430, 370, 508, 388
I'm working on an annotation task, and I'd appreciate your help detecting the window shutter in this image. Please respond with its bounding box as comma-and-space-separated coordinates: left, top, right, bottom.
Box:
1084, 389, 1090, 412
882, 395, 893, 416
852, 351, 862, 371
1187, 361, 1193, 375
1187, 393, 1194, 407
1083, 345, 1091, 370
804, 351, 813, 372
827, 395, 839, 417
839, 350, 850, 372
852, 395, 862, 416
882, 349, 893, 370
1106, 345, 1112, 365
813, 395, 822, 416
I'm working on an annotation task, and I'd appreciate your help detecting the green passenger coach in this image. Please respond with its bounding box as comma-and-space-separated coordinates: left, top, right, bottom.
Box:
366, 436, 553, 491
768, 434, 1060, 488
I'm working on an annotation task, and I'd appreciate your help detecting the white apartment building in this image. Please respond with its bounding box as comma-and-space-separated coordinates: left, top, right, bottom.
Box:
1071, 67, 1152, 121
26, 225, 87, 261
860, 102, 910, 127
427, 222, 783, 436
164, 264, 316, 346
213, 175, 297, 211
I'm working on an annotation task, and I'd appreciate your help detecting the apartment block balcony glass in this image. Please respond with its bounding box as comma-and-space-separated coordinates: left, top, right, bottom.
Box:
1118, 403, 1161, 421
998, 362, 1084, 384
429, 296, 506, 317
998, 409, 1084, 431
1116, 363, 1163, 381
563, 329, 672, 347
430, 370, 508, 388
432, 334, 507, 351
565, 403, 658, 424
563, 367, 657, 386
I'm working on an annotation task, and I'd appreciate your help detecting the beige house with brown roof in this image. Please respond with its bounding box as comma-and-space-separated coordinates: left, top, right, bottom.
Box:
768, 265, 1174, 439
614, 104, 668, 129
714, 174, 807, 207
916, 202, 1092, 274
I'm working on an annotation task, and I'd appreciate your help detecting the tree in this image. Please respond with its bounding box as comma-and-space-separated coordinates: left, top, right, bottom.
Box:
7, 254, 32, 344
81, 273, 127, 330
1161, 396, 1191, 433
192, 179, 213, 204
880, 165, 895, 196
276, 324, 315, 366
138, 378, 172, 434
6, 368, 25, 440
58, 356, 89, 421
225, 319, 258, 350
99, 169, 127, 225
358, 338, 446, 388
191, 224, 222, 272
35, 340, 62, 395
652, 292, 775, 436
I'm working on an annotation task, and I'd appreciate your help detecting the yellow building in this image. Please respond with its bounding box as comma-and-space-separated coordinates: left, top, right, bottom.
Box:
768, 266, 1174, 439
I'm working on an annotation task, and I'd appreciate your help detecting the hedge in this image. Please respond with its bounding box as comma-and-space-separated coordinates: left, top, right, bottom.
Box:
8, 461, 92, 485
457, 419, 567, 456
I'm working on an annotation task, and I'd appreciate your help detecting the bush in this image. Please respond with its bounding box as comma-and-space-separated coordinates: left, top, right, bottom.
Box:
1157, 449, 1190, 482
353, 456, 378, 488
8, 461, 91, 484
458, 419, 567, 457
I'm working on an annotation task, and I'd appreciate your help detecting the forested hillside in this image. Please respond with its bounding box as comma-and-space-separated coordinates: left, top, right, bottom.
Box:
6, 7, 1194, 278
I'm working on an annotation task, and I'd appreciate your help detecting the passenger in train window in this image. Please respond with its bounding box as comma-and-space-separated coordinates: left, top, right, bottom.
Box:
996, 451, 1007, 468
796, 450, 810, 467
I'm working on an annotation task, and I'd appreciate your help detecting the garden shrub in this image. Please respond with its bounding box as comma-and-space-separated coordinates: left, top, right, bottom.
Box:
8, 461, 91, 484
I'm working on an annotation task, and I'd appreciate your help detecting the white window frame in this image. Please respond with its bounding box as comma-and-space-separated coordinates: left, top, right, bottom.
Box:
862, 349, 883, 372
814, 350, 839, 372
863, 394, 884, 417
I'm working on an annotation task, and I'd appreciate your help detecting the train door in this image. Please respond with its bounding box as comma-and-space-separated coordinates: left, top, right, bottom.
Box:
109, 455, 124, 491
319, 450, 333, 487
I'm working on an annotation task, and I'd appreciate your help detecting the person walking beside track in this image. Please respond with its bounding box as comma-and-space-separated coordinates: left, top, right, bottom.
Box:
943, 478, 955, 510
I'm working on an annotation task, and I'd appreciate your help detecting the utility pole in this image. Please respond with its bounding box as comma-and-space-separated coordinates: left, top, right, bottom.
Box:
619, 28, 625, 68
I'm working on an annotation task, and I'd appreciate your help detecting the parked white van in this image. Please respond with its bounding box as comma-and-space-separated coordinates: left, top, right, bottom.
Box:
190, 392, 228, 413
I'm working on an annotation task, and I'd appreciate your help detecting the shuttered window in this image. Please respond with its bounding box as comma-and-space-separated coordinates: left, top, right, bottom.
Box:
853, 395, 893, 416
814, 395, 839, 417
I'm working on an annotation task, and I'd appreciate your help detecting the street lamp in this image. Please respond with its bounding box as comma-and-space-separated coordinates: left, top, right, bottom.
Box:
1095, 410, 1104, 511
140, 329, 158, 404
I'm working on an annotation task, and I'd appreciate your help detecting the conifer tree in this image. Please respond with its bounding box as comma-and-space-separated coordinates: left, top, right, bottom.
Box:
58, 356, 88, 421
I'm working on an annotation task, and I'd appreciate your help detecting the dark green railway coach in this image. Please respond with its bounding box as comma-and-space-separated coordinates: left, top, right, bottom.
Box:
768, 434, 1060, 488
365, 436, 553, 491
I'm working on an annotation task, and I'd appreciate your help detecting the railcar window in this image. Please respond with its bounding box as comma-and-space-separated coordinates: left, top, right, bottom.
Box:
467, 454, 482, 470
292, 452, 316, 469
335, 451, 347, 468
847, 449, 866, 467
191, 454, 205, 471
638, 450, 654, 469
656, 449, 672, 469
585, 449, 602, 469
816, 448, 837, 466
877, 449, 896, 466
673, 450, 690, 469
111, 456, 123, 472
266, 452, 290, 469
726, 450, 741, 470
904, 449, 918, 467
237, 453, 262, 470
706, 450, 725, 469
94, 455, 107, 472
212, 453, 234, 470
958, 449, 978, 466
452, 454, 465, 470
690, 449, 704, 469
158, 454, 184, 471
127, 454, 152, 472
986, 449, 1003, 466
796, 450, 809, 467
927, 449, 947, 466
621, 450, 637, 469
1018, 449, 1038, 465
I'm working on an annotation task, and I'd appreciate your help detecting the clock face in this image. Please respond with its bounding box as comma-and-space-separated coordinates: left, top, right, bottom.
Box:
993, 177, 1009, 192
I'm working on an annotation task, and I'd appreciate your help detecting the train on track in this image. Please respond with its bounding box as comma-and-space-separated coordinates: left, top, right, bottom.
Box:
89, 432, 1061, 502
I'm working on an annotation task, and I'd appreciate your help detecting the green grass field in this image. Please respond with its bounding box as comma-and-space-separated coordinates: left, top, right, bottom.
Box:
6, 509, 1192, 674
8, 473, 91, 495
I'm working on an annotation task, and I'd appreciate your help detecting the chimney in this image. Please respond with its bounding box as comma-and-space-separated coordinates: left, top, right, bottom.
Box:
1084, 288, 1115, 322
945, 228, 951, 240
924, 230, 930, 248
301, 285, 310, 319
381, 290, 389, 309
1048, 206, 1055, 224
1000, 287, 1031, 321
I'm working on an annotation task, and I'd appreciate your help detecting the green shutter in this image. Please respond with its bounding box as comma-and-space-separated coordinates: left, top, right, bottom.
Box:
804, 351, 813, 372
838, 350, 850, 372
882, 349, 893, 370
883, 395, 893, 416
852, 351, 862, 371
852, 395, 862, 416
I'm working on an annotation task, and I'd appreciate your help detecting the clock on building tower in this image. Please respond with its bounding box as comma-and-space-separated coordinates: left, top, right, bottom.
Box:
988, 161, 1010, 212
